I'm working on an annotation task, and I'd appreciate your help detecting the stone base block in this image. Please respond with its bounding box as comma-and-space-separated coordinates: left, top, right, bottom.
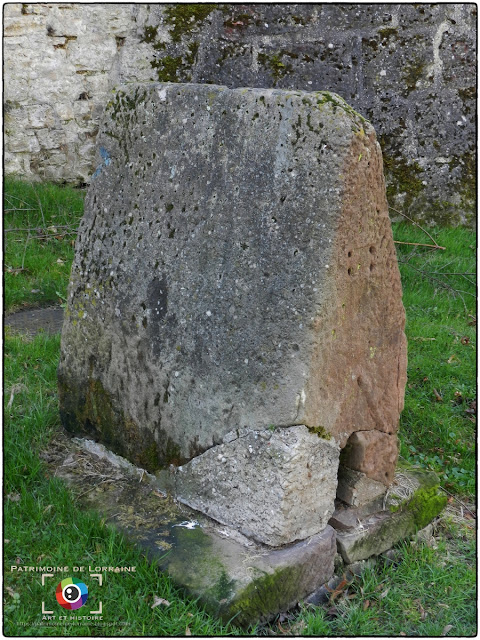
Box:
165, 524, 337, 627
51, 434, 337, 628
334, 467, 447, 563
48, 434, 447, 627
169, 425, 340, 547
336, 510, 414, 563
329, 497, 386, 532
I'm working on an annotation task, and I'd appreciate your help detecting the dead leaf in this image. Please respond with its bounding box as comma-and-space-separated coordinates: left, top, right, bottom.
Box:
363, 599, 370, 610
460, 336, 470, 345
151, 595, 171, 608
277, 621, 289, 635
399, 633, 407, 636
185, 626, 192, 636
7, 493, 21, 502
465, 399, 476, 414
6, 586, 19, 599
433, 388, 443, 402
327, 576, 350, 602
187, 612, 193, 618
442, 624, 453, 636
447, 355, 458, 364
378, 587, 390, 599
56, 258, 65, 265
36, 555, 46, 563
291, 620, 306, 635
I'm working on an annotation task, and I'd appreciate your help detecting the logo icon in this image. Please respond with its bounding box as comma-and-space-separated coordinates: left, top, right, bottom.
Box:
55, 577, 88, 610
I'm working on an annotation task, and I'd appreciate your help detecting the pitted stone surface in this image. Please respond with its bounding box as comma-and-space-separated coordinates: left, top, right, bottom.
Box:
171, 425, 340, 547
58, 83, 406, 507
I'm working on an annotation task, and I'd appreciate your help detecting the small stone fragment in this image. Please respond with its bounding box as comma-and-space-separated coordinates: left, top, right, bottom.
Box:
336, 465, 387, 507
341, 430, 398, 484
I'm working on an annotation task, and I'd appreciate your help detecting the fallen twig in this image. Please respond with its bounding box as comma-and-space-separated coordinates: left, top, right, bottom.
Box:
20, 230, 30, 271
394, 240, 446, 250
389, 206, 446, 250
6, 383, 27, 410
439, 486, 476, 518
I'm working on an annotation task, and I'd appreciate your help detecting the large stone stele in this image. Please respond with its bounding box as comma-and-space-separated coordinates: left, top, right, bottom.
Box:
58, 82, 407, 544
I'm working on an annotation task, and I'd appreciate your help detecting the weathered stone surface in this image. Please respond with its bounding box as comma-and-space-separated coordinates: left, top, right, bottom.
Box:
169, 425, 340, 546
336, 509, 414, 564
166, 525, 337, 627
58, 82, 407, 492
335, 467, 447, 562
4, 4, 476, 224
51, 433, 337, 628
329, 496, 386, 532
340, 430, 399, 484
336, 466, 387, 507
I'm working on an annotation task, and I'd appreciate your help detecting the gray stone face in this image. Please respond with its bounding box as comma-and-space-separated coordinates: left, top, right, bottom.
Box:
172, 425, 340, 546
58, 82, 406, 487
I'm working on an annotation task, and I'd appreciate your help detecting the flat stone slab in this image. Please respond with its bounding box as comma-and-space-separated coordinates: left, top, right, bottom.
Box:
47, 433, 337, 628
44, 434, 447, 626
335, 468, 447, 563
5, 305, 64, 336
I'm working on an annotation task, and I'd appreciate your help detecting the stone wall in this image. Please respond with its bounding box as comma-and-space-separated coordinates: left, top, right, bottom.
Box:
4, 3, 476, 224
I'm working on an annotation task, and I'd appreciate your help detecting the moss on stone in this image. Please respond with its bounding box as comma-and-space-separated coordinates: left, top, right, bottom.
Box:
388, 468, 447, 528
258, 52, 293, 85
402, 56, 427, 96
167, 526, 234, 606
314, 91, 368, 129
58, 370, 168, 472
151, 55, 184, 82
307, 425, 332, 440
381, 145, 424, 209
377, 27, 398, 40
163, 4, 218, 42
407, 486, 448, 529
229, 565, 303, 627
142, 25, 159, 43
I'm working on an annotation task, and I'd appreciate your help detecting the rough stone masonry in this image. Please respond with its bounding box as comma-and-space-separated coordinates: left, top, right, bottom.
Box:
58, 82, 407, 546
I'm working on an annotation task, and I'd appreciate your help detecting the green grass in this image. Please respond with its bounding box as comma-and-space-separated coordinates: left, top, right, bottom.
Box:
393, 223, 476, 497
294, 532, 476, 636
3, 181, 476, 635
4, 178, 85, 311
